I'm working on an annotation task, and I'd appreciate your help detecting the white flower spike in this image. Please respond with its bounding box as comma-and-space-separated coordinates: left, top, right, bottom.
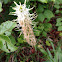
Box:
10, 0, 37, 46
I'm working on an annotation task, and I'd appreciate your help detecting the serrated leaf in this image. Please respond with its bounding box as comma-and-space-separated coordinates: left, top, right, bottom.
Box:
0, 21, 16, 36
0, 35, 18, 53
44, 10, 54, 19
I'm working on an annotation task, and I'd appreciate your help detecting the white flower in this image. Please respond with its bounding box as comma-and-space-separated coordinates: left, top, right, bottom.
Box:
10, 0, 37, 27
10, 0, 37, 46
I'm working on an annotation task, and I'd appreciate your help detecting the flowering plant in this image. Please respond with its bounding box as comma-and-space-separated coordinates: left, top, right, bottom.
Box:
10, 0, 37, 46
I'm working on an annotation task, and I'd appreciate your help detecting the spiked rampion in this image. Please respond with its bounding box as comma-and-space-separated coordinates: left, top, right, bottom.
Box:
10, 0, 37, 46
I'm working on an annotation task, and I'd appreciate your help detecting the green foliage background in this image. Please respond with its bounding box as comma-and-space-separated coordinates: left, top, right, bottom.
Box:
0, 0, 62, 62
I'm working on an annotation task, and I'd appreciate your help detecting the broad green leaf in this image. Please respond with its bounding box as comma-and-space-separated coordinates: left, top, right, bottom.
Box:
0, 7, 2, 12
0, 35, 18, 53
37, 4, 44, 13
43, 23, 52, 32
57, 18, 62, 22
56, 22, 62, 26
9, 35, 16, 45
44, 10, 54, 19
56, 18, 62, 26
58, 26, 62, 31
54, 4, 60, 9
0, 21, 16, 36
38, 13, 45, 22
38, 0, 48, 3
55, 10, 59, 14
0, 2, 2, 12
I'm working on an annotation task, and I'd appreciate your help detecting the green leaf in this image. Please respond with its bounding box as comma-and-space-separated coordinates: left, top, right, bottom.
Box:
55, 10, 59, 14
0, 21, 16, 36
46, 41, 51, 46
0, 35, 18, 53
51, 0, 55, 2
56, 22, 62, 26
57, 18, 62, 22
44, 10, 54, 19
34, 30, 41, 36
43, 23, 52, 32
59, 32, 62, 36
38, 24, 44, 31
54, 4, 60, 9
45, 19, 50, 22
56, 18, 62, 26
49, 40, 55, 53
0, 7, 2, 12
42, 31, 47, 37
37, 4, 44, 13
38, 13, 45, 22
3, 0, 10, 4
47, 48, 53, 62
0, 2, 2, 12
55, 0, 62, 4
59, 52, 62, 62
38, 0, 48, 3
54, 47, 62, 62
39, 48, 48, 56
9, 35, 16, 45
17, 35, 26, 43
58, 26, 62, 31
30, 0, 36, 1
